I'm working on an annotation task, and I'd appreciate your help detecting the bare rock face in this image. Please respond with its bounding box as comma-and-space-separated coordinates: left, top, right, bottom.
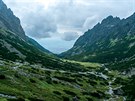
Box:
0, 0, 26, 39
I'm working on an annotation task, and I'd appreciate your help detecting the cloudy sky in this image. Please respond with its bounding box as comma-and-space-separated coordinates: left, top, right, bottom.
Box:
3, 0, 135, 53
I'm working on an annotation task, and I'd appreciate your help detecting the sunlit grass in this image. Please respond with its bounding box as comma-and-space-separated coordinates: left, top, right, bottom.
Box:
62, 59, 101, 68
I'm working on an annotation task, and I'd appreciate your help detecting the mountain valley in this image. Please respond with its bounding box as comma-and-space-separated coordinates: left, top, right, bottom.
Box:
0, 0, 135, 101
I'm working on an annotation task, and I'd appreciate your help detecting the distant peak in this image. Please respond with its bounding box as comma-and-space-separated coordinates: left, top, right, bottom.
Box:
103, 15, 120, 21
106, 15, 114, 19
101, 15, 120, 25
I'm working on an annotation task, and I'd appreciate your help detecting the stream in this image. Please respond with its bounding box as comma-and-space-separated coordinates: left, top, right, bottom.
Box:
103, 67, 126, 101
0, 93, 17, 99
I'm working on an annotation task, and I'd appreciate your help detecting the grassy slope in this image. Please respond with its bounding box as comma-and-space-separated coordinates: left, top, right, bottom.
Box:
0, 59, 129, 101
0, 29, 87, 72
62, 59, 101, 68
0, 29, 134, 100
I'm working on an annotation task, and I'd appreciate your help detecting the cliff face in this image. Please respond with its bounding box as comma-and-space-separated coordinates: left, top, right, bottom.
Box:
0, 0, 26, 39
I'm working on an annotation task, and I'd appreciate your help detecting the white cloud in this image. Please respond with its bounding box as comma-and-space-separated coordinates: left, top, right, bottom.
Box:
22, 5, 57, 39
61, 32, 79, 41
83, 15, 99, 31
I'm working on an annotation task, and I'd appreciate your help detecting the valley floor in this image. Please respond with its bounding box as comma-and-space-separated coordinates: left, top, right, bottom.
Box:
0, 59, 130, 101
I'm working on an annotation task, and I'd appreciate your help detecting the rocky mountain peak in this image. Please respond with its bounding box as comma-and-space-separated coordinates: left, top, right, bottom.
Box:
101, 15, 120, 27
0, 0, 26, 39
61, 13, 135, 63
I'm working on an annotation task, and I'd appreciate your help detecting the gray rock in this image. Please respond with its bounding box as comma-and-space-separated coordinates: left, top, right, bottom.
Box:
0, 0, 26, 40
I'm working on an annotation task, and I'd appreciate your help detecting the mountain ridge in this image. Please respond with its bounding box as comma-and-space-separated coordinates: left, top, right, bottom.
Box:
60, 13, 135, 66
0, 0, 52, 54
0, 0, 26, 39
0, 0, 135, 100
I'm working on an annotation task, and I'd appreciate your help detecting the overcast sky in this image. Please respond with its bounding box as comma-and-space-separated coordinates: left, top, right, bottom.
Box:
3, 0, 135, 53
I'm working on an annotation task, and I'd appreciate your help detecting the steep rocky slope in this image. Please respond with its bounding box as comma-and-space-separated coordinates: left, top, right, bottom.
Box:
61, 13, 135, 66
0, 0, 51, 54
0, 0, 25, 39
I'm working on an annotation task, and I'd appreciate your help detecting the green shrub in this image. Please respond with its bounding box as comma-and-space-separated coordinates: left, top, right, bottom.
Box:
62, 96, 70, 101
63, 90, 76, 96
0, 74, 6, 79
29, 78, 36, 83
53, 91, 61, 95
